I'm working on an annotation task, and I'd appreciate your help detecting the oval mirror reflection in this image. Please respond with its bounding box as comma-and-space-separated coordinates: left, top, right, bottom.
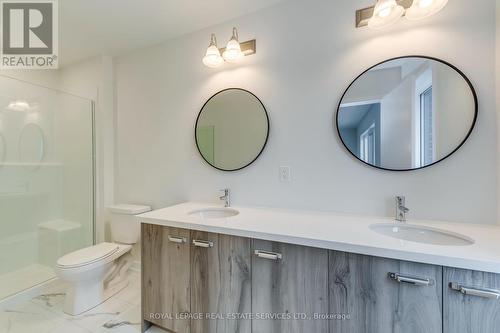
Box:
337, 56, 477, 171
195, 88, 269, 171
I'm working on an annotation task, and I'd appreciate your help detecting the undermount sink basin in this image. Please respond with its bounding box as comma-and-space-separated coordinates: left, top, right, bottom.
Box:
188, 207, 239, 219
370, 223, 474, 246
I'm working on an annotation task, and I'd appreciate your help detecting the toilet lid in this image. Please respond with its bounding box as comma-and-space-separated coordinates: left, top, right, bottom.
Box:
57, 243, 119, 268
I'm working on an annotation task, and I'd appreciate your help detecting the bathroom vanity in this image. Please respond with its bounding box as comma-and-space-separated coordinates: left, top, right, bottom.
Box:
138, 203, 500, 333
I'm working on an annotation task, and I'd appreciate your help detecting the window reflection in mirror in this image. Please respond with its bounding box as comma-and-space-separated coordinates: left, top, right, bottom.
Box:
337, 57, 477, 171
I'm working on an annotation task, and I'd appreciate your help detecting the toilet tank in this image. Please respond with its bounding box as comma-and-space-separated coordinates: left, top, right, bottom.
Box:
107, 204, 151, 244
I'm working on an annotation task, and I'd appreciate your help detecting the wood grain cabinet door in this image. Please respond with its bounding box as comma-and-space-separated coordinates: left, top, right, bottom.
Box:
251, 239, 329, 333
190, 231, 252, 333
329, 251, 442, 333
142, 224, 191, 333
443, 267, 500, 333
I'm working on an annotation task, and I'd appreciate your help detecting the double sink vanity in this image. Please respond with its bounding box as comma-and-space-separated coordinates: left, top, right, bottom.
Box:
138, 201, 500, 333
137, 55, 492, 332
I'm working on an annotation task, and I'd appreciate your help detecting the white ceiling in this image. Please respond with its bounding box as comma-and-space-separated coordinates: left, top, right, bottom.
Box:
59, 0, 286, 66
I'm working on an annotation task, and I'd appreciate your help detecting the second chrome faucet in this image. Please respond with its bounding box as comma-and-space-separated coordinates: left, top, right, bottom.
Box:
396, 196, 409, 222
220, 188, 231, 207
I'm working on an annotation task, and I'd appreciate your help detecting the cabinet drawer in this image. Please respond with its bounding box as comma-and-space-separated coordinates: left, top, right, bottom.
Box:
329, 251, 442, 333
191, 231, 251, 333
142, 224, 191, 333
443, 267, 500, 333
252, 239, 329, 333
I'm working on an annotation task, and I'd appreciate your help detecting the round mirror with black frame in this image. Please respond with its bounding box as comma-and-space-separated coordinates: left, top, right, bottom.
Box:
195, 88, 269, 171
336, 56, 478, 172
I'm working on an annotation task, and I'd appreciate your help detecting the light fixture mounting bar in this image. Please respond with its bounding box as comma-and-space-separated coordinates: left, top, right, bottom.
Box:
356, 0, 413, 28
219, 39, 256, 56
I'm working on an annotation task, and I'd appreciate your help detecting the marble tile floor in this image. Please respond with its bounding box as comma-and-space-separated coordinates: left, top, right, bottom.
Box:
0, 271, 166, 333
0, 264, 55, 300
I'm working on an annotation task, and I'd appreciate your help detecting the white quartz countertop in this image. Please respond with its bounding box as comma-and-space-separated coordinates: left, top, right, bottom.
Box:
137, 202, 500, 274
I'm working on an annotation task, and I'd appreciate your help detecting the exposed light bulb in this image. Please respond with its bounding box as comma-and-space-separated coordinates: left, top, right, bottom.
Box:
368, 0, 404, 29
222, 27, 244, 63
405, 0, 448, 20
202, 34, 223, 68
418, 0, 434, 8
378, 6, 393, 18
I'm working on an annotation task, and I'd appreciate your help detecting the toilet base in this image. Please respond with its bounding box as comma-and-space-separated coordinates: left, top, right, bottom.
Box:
63, 252, 132, 315
64, 276, 106, 315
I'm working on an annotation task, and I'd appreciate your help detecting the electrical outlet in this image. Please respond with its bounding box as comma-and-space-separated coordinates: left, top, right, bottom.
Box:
279, 166, 291, 182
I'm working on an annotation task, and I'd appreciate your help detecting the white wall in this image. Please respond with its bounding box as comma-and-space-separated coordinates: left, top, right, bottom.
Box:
433, 62, 476, 158
0, 70, 60, 90
380, 76, 413, 169
114, 0, 497, 224
58, 57, 116, 244
497, 0, 500, 222
343, 67, 402, 104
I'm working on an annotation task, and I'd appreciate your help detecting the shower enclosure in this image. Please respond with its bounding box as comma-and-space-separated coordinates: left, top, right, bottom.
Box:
0, 75, 94, 301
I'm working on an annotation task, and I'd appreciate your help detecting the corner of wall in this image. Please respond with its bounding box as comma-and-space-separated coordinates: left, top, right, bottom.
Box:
98, 55, 116, 243
497, 0, 500, 223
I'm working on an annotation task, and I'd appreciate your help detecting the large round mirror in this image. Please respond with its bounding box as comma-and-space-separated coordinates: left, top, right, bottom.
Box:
336, 56, 477, 171
195, 88, 269, 171
19, 123, 45, 165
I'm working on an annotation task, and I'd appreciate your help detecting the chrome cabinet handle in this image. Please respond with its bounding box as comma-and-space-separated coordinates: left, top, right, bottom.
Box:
450, 282, 500, 299
254, 250, 282, 261
168, 236, 186, 244
388, 272, 431, 286
192, 240, 214, 248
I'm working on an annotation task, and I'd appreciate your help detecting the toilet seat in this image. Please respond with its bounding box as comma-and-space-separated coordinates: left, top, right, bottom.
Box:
57, 243, 119, 269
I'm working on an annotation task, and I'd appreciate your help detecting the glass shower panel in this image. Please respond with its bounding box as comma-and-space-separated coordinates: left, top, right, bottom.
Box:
0, 75, 94, 300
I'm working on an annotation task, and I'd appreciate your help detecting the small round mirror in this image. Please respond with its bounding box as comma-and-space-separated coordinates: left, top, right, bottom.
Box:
336, 56, 477, 171
19, 123, 45, 165
195, 88, 269, 171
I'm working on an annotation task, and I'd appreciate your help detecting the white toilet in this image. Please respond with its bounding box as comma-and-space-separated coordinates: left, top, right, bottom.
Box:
56, 204, 151, 315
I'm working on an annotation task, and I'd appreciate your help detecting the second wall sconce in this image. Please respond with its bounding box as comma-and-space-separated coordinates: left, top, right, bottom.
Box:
356, 0, 448, 29
202, 27, 256, 68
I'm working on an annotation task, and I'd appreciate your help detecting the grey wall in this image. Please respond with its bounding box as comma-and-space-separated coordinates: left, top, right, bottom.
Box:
339, 128, 357, 156
356, 104, 381, 166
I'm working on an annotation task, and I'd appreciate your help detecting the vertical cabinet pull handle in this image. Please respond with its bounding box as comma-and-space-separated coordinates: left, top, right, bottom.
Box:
168, 236, 186, 244
388, 272, 431, 286
254, 250, 282, 261
192, 240, 214, 248
450, 282, 500, 299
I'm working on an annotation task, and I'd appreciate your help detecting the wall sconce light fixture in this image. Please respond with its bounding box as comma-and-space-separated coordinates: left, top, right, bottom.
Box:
222, 27, 245, 63
356, 0, 448, 29
405, 0, 449, 20
202, 27, 256, 68
202, 34, 224, 68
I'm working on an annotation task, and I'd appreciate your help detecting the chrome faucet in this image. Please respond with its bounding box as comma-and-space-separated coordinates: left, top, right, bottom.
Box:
219, 188, 231, 207
395, 196, 409, 222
